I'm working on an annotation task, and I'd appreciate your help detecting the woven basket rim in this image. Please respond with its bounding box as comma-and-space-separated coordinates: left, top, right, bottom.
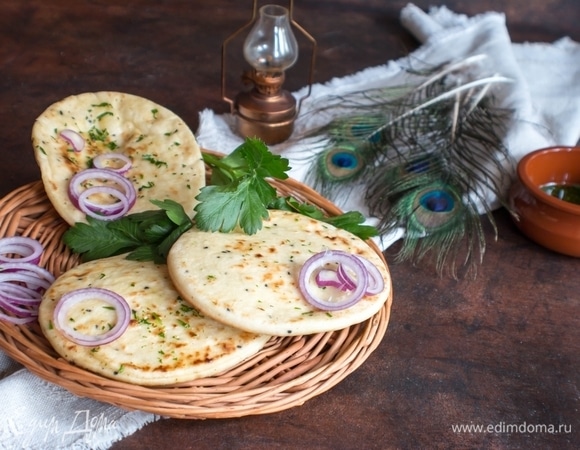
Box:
0, 153, 392, 419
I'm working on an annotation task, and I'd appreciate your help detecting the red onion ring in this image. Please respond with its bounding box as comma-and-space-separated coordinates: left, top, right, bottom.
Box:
315, 268, 351, 290
0, 254, 55, 325
68, 168, 136, 219
355, 256, 385, 295
77, 185, 131, 220
60, 129, 85, 152
0, 270, 54, 291
68, 168, 135, 204
299, 250, 368, 311
0, 293, 39, 316
0, 236, 44, 264
336, 264, 357, 290
53, 287, 131, 346
0, 261, 55, 281
0, 311, 37, 324
0, 282, 43, 306
92, 153, 132, 174
336, 255, 385, 296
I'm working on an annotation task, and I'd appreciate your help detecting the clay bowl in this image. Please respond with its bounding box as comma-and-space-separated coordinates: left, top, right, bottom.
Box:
509, 146, 580, 257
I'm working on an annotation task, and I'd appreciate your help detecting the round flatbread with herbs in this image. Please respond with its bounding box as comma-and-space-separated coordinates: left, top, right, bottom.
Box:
38, 255, 271, 386
32, 91, 205, 225
167, 210, 392, 336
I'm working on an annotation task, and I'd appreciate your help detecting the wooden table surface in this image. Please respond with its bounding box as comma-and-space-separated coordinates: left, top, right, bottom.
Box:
1, 1, 578, 449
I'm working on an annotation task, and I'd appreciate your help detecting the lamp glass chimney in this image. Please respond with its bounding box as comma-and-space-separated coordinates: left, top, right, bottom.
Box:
243, 5, 298, 73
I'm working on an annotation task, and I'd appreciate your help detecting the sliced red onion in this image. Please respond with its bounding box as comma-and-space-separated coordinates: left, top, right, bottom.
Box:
315, 268, 349, 290
0, 270, 53, 291
60, 129, 85, 152
92, 153, 132, 174
336, 264, 357, 290
299, 250, 368, 311
0, 256, 55, 325
0, 262, 55, 284
0, 293, 39, 316
0, 282, 43, 306
0, 236, 44, 264
336, 255, 385, 296
68, 168, 134, 204
355, 256, 385, 295
53, 287, 131, 346
68, 168, 136, 219
0, 311, 37, 324
77, 185, 131, 220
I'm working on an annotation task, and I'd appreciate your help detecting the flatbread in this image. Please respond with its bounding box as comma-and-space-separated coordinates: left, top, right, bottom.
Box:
32, 91, 205, 225
38, 255, 270, 386
167, 210, 391, 336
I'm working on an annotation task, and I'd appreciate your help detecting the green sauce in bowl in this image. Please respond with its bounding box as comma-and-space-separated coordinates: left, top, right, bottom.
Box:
541, 183, 580, 205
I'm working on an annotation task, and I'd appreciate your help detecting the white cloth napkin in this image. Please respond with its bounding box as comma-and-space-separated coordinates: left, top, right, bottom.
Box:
0, 356, 159, 449
1, 4, 578, 449
0, 354, 158, 450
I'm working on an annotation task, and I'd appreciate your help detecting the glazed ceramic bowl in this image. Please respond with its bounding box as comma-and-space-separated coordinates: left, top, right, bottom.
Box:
509, 146, 580, 257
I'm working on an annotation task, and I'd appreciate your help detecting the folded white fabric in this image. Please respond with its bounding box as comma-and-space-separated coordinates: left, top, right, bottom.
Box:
0, 4, 578, 449
400, 3, 580, 151
0, 358, 158, 449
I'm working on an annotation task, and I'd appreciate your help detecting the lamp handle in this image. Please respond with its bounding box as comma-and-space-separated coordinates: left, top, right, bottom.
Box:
290, 10, 317, 113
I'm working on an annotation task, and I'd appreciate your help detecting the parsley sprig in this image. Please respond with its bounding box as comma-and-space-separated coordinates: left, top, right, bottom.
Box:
195, 138, 289, 235
268, 196, 377, 241
63, 199, 192, 263
63, 138, 377, 263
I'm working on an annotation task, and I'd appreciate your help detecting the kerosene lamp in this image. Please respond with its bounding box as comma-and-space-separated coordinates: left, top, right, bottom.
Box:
222, 1, 316, 144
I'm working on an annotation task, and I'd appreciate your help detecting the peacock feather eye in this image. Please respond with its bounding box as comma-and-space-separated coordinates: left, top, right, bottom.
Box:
408, 185, 463, 233
319, 146, 364, 181
419, 190, 455, 212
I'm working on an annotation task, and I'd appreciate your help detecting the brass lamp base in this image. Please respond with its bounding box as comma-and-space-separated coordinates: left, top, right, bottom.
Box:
235, 92, 296, 145
235, 111, 295, 145
234, 71, 297, 145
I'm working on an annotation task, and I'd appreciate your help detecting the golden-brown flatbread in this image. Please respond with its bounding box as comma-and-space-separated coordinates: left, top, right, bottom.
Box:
167, 210, 391, 336
32, 91, 205, 225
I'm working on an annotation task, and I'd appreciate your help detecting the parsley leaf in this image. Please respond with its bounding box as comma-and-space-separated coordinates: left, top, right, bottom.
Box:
63, 199, 192, 263
150, 199, 190, 225
269, 196, 379, 241
62, 216, 142, 260
195, 138, 289, 234
323, 212, 378, 241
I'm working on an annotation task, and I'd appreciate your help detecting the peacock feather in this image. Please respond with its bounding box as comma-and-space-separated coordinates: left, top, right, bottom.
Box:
302, 114, 385, 197
294, 56, 516, 277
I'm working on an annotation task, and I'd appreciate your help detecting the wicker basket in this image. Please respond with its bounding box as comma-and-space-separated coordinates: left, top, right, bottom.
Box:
0, 159, 392, 419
